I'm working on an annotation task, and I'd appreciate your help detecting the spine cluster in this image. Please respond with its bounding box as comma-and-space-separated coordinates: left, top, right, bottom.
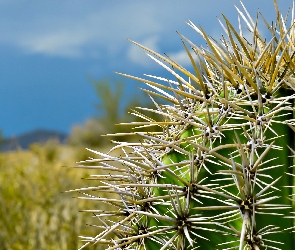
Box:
69, 1, 295, 249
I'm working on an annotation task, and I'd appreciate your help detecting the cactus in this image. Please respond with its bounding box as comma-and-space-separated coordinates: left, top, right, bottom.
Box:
69, 0, 295, 249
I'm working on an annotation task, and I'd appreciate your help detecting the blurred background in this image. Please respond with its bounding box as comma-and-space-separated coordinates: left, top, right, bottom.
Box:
0, 0, 288, 249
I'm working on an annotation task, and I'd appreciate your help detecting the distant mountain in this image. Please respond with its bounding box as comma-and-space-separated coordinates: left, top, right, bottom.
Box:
2, 129, 68, 151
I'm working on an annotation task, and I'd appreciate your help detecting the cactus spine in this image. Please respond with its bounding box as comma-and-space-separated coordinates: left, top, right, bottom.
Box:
70, 1, 295, 249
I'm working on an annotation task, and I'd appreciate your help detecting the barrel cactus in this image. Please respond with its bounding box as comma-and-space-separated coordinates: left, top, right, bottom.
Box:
69, 0, 295, 249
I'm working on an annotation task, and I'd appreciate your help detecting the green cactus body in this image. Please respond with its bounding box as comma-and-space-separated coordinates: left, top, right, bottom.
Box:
69, 1, 295, 249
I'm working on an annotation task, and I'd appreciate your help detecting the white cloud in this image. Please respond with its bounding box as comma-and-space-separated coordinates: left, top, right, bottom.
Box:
0, 1, 165, 58
0, 0, 276, 59
127, 36, 160, 68
19, 31, 91, 57
167, 50, 197, 67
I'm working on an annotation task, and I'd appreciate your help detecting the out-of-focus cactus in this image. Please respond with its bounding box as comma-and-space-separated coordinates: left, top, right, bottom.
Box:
69, 1, 295, 249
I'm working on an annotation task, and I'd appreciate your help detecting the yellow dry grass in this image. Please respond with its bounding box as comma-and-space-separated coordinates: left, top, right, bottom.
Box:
0, 140, 111, 250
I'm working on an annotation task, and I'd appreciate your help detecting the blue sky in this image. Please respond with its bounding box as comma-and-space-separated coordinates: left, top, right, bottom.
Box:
0, 0, 287, 137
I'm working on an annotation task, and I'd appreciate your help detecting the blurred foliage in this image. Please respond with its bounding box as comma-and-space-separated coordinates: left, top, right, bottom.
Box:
0, 78, 162, 249
68, 79, 161, 149
0, 129, 6, 150
0, 140, 112, 250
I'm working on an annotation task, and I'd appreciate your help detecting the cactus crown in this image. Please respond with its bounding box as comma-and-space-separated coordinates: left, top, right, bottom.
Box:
69, 0, 295, 249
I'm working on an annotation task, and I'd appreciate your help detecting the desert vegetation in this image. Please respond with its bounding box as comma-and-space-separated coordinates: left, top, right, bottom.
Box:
3, 1, 295, 249
0, 80, 141, 250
